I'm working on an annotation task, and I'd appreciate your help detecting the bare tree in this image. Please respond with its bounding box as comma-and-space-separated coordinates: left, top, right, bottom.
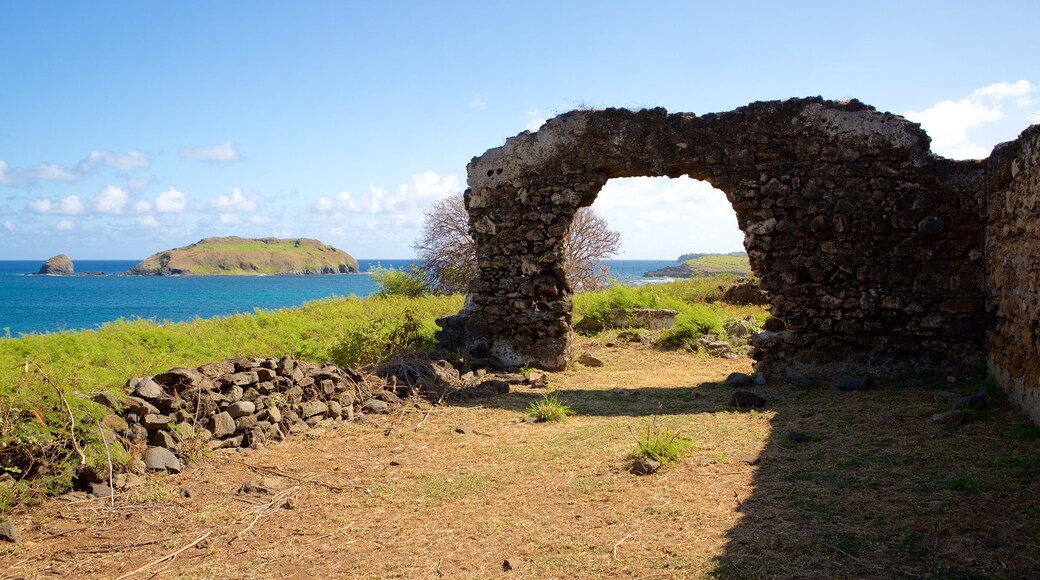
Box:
414, 193, 621, 294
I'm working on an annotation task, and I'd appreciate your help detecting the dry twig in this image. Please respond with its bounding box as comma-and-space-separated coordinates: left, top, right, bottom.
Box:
231, 486, 301, 543
112, 530, 212, 580
97, 420, 115, 507
611, 530, 640, 560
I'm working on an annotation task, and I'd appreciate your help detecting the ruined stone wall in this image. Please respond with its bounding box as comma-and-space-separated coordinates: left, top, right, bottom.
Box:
439, 98, 989, 379
986, 125, 1040, 423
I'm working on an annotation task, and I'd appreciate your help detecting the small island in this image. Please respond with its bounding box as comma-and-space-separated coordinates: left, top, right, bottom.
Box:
125, 236, 359, 276
644, 252, 750, 278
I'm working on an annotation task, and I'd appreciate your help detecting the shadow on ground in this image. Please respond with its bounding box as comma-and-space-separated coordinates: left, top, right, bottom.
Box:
457, 372, 1040, 577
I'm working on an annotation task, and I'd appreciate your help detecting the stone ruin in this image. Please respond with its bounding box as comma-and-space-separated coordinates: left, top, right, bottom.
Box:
436, 97, 1040, 424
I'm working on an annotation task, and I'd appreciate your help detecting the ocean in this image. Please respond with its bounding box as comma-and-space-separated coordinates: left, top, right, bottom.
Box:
0, 259, 680, 336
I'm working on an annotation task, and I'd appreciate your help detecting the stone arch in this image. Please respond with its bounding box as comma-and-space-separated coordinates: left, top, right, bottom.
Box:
438, 98, 988, 378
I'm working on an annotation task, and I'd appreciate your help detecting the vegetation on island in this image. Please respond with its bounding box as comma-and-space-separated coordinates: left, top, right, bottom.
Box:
643, 252, 751, 278
125, 236, 359, 276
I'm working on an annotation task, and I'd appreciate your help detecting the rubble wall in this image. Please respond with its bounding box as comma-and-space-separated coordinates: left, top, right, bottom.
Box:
986, 126, 1040, 423
439, 98, 989, 379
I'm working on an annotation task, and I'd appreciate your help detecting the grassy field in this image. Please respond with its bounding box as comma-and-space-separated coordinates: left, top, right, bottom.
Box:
129, 236, 359, 275
683, 255, 751, 277
2, 338, 1038, 578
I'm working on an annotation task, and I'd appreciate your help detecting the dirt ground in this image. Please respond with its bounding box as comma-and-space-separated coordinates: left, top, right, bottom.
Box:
2, 340, 1039, 579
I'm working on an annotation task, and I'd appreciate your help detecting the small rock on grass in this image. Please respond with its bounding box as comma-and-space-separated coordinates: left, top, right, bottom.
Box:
787, 431, 813, 443
577, 352, 605, 367
631, 458, 661, 475
454, 425, 471, 434
724, 372, 753, 388
237, 481, 270, 495
502, 558, 517, 572
143, 446, 182, 473
931, 409, 967, 427
0, 519, 20, 543
735, 454, 760, 466
731, 391, 766, 408
362, 399, 389, 414
90, 483, 114, 498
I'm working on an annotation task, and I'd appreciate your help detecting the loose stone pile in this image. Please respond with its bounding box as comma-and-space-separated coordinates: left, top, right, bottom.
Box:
90, 356, 402, 476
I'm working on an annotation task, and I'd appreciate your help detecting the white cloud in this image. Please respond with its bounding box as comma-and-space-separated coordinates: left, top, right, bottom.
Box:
904, 80, 1036, 159
28, 194, 85, 215
180, 141, 241, 162
312, 171, 460, 224
526, 109, 546, 132
218, 213, 240, 225
0, 150, 149, 187
137, 215, 160, 228
93, 186, 129, 214
155, 187, 187, 213
469, 94, 487, 111
135, 200, 153, 213
594, 176, 744, 257
212, 188, 256, 212
55, 219, 75, 231
3, 219, 14, 231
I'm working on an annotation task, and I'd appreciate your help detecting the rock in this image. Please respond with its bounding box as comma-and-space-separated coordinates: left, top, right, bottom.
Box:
208, 412, 236, 438
223, 372, 258, 387
454, 425, 471, 434
149, 429, 180, 450
753, 373, 767, 386
0, 519, 21, 543
577, 352, 604, 367
931, 410, 967, 426
198, 361, 235, 379
123, 395, 160, 416
722, 279, 768, 305
477, 379, 510, 394
735, 454, 760, 466
526, 370, 550, 384
180, 488, 194, 498
262, 406, 282, 423
244, 427, 267, 449
327, 400, 342, 419
337, 392, 356, 409
362, 399, 389, 414
787, 431, 813, 443
238, 481, 270, 495
784, 377, 818, 390
299, 400, 328, 419
724, 372, 753, 388
90, 392, 119, 408
153, 367, 206, 390
90, 483, 114, 498
140, 413, 173, 430
957, 387, 987, 410
836, 375, 871, 391
143, 446, 182, 473
374, 390, 401, 405
697, 338, 733, 358
227, 400, 256, 418
731, 391, 766, 408
234, 415, 257, 432
128, 377, 163, 400
502, 558, 517, 572
631, 458, 661, 475
38, 254, 74, 275
127, 423, 149, 445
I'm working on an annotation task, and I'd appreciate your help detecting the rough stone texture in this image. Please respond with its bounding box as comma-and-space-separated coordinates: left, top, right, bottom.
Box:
38, 254, 73, 275
438, 98, 989, 381
986, 125, 1040, 425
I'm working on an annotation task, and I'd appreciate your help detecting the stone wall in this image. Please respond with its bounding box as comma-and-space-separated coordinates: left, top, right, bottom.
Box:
439, 98, 991, 380
986, 125, 1040, 423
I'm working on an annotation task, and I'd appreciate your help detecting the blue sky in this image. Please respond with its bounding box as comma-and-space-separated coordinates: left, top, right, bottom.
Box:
1, 1, 1037, 260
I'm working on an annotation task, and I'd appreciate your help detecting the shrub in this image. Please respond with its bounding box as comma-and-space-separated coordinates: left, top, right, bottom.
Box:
371, 266, 428, 298
630, 418, 695, 464
526, 392, 575, 423
656, 306, 726, 349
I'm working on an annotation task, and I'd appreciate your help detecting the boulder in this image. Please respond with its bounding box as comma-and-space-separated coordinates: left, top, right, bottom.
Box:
208, 412, 236, 438
38, 254, 73, 275
731, 391, 767, 408
143, 446, 182, 473
227, 400, 256, 418
723, 372, 753, 388
127, 377, 163, 400
577, 352, 605, 367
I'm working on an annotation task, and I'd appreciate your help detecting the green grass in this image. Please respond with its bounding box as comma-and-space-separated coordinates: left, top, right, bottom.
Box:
526, 392, 576, 423
630, 418, 696, 464
0, 292, 462, 510
683, 255, 751, 276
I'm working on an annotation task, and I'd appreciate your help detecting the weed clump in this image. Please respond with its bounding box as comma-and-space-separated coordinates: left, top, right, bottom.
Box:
526, 392, 575, 423
629, 418, 695, 464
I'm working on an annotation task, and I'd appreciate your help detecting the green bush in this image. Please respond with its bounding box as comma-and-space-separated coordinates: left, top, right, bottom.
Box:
526, 392, 575, 423
657, 305, 726, 349
630, 418, 695, 464
371, 266, 428, 297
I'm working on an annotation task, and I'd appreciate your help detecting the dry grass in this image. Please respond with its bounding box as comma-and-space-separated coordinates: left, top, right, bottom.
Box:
1, 340, 1039, 578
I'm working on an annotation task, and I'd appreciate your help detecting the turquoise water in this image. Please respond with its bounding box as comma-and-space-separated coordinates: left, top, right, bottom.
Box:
0, 259, 679, 336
